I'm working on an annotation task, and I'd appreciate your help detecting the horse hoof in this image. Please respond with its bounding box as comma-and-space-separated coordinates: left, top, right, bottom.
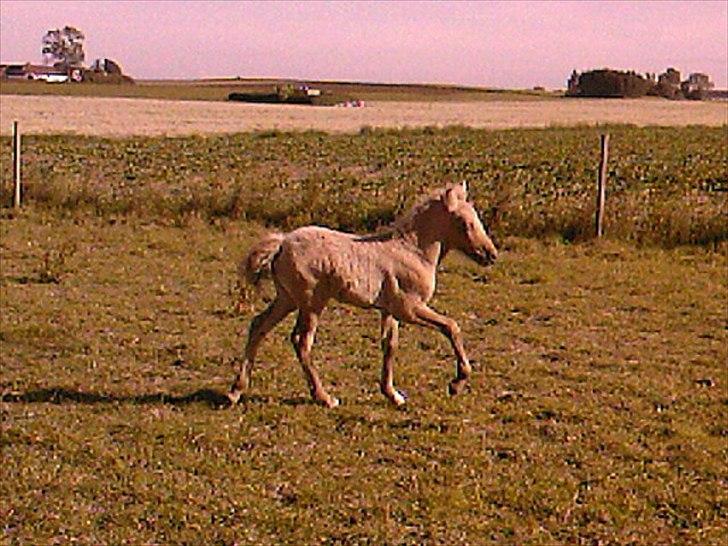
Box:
227, 389, 242, 405
321, 396, 340, 409
448, 380, 466, 396
388, 390, 407, 407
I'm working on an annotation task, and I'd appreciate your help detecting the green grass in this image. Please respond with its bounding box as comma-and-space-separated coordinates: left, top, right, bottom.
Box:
0, 79, 558, 103
1, 210, 726, 544
0, 125, 725, 247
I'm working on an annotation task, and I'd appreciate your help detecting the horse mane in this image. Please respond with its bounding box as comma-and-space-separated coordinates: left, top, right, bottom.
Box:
391, 187, 448, 234
354, 187, 447, 242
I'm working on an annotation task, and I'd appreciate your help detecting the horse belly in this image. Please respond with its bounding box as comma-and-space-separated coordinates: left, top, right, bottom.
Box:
331, 257, 382, 308
337, 278, 379, 308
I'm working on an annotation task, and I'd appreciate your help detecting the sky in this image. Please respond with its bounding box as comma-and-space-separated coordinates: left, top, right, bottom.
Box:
1, 0, 726, 89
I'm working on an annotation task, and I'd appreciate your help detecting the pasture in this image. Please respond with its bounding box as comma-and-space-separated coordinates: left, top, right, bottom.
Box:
1, 124, 727, 544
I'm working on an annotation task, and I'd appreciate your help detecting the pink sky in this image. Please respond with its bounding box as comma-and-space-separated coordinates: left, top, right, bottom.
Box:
1, 0, 726, 88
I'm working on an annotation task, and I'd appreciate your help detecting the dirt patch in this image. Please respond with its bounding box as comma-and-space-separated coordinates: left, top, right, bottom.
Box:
1, 94, 725, 137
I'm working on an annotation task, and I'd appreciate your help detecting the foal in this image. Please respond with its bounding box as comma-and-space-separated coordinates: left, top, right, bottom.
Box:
229, 182, 498, 408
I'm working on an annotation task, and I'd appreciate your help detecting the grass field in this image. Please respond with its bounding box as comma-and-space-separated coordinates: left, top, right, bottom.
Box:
0, 125, 725, 247
0, 122, 726, 544
1, 210, 725, 545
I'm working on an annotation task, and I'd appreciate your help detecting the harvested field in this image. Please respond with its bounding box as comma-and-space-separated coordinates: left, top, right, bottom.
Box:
1, 94, 726, 137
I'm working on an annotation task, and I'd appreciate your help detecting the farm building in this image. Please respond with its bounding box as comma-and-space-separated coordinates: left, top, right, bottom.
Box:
0, 63, 80, 83
681, 73, 714, 99
90, 58, 123, 75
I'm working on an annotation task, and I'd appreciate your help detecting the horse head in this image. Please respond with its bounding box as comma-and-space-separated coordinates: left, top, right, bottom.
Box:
441, 181, 498, 266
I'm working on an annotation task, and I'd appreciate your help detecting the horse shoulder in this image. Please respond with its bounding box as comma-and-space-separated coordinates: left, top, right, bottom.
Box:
379, 241, 437, 303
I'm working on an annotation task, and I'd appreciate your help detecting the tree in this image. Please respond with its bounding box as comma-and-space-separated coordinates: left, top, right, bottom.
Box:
571, 69, 653, 98
42, 26, 85, 68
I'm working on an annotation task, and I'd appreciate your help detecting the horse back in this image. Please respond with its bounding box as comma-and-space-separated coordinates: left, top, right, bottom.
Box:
275, 226, 435, 310
274, 226, 387, 307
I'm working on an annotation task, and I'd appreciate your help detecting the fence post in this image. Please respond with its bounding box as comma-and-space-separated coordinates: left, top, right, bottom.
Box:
595, 133, 609, 237
12, 120, 21, 208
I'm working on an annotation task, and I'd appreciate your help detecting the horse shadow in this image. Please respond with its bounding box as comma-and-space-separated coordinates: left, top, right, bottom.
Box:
1, 387, 320, 409
2, 387, 235, 409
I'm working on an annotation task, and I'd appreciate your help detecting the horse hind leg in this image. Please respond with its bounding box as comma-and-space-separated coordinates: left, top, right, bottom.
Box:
290, 309, 339, 408
380, 312, 406, 407
228, 294, 296, 405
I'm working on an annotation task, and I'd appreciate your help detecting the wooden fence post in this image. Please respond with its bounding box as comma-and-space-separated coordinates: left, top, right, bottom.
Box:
595, 133, 609, 237
12, 120, 21, 208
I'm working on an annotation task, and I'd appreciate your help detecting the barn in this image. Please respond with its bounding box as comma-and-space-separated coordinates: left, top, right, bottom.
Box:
0, 63, 72, 83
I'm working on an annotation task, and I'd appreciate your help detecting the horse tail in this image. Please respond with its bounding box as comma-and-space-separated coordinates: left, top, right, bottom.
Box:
239, 232, 285, 287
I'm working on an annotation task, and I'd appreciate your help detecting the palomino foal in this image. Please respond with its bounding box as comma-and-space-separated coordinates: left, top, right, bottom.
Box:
228, 182, 498, 408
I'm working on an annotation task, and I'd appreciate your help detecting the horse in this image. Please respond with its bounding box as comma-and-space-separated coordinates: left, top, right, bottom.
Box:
228, 181, 498, 408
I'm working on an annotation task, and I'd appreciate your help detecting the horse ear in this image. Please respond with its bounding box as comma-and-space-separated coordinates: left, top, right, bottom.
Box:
443, 185, 464, 211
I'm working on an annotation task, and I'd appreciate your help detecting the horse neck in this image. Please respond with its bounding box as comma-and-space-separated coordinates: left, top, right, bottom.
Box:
398, 205, 450, 267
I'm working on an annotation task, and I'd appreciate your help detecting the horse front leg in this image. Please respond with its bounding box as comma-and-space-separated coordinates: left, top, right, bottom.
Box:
229, 294, 295, 405
380, 312, 406, 406
409, 303, 472, 396
291, 309, 339, 408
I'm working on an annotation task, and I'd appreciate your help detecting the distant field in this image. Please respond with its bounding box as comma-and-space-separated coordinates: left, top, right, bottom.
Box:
1, 94, 725, 137
0, 79, 556, 103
